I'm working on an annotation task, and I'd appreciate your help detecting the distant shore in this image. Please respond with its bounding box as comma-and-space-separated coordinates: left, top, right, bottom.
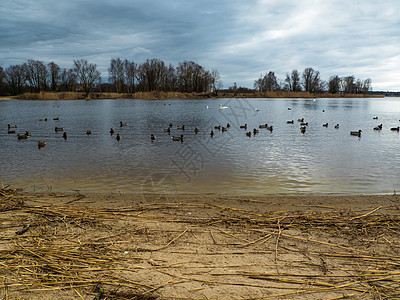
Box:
0, 91, 384, 101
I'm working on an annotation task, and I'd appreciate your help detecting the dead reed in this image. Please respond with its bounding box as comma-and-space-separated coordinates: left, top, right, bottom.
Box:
1, 188, 400, 299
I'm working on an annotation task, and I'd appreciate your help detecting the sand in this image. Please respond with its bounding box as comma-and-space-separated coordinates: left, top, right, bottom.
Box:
1, 189, 400, 299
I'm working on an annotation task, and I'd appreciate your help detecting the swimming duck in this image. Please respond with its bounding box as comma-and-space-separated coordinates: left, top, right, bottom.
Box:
373, 116, 378, 120
8, 130, 16, 134
169, 123, 173, 128
86, 130, 92, 135
287, 120, 294, 124
55, 127, 64, 132
373, 124, 383, 131
25, 131, 31, 136
163, 127, 171, 133
240, 124, 247, 129
214, 125, 221, 130
17, 133, 29, 140
39, 118, 48, 121
210, 130, 214, 137
177, 125, 185, 130
350, 130, 362, 137
221, 127, 228, 132
38, 141, 46, 148
151, 134, 156, 140
288, 107, 292, 110
246, 131, 252, 137
300, 126, 306, 134
194, 127, 200, 134
53, 117, 59, 121
63, 132, 68, 139
116, 134, 121, 142
8, 124, 17, 129
300, 122, 309, 126
298, 118, 304, 122
227, 123, 231, 128
120, 121, 127, 127
323, 123, 328, 127
172, 135, 183, 142
390, 126, 400, 131
334, 124, 339, 129
259, 124, 268, 129
110, 128, 115, 135
266, 125, 273, 132
253, 128, 259, 135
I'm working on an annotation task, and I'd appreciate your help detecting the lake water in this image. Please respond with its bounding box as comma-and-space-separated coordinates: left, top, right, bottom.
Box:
1, 97, 400, 195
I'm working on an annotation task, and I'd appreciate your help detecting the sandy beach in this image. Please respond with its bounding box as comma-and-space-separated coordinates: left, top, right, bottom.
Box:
1, 188, 400, 299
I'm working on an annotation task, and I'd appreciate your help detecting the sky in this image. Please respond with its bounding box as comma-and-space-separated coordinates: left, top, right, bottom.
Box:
1, 0, 400, 91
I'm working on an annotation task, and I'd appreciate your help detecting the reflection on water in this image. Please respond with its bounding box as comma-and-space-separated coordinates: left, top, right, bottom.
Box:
1, 97, 400, 195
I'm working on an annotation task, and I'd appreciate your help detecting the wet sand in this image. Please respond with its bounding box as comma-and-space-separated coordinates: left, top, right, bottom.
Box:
1, 190, 400, 299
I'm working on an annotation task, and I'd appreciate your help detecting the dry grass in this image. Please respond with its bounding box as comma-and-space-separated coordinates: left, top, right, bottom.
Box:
1, 188, 400, 299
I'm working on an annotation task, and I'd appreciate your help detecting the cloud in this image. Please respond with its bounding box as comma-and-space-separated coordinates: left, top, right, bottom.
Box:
1, 0, 399, 90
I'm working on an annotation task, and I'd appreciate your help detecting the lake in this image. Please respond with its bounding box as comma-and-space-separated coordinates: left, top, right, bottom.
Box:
1, 97, 400, 195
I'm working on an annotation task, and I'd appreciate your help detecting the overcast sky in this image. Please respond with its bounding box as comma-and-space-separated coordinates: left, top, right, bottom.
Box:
1, 0, 400, 91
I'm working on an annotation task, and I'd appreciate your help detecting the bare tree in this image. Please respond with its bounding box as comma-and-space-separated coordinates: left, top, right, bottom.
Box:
0, 66, 6, 95
23, 60, 48, 92
328, 75, 340, 94
210, 69, 222, 96
137, 58, 167, 92
124, 59, 137, 93
255, 71, 279, 92
284, 69, 301, 91
59, 68, 77, 92
48, 62, 61, 92
108, 58, 125, 93
73, 59, 101, 97
5, 64, 25, 95
302, 67, 321, 93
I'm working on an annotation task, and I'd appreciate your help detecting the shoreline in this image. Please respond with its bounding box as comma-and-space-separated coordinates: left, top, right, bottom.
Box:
2, 189, 400, 299
0, 91, 385, 101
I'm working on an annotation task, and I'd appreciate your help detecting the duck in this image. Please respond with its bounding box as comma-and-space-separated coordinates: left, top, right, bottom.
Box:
8, 129, 16, 134
373, 116, 378, 120
206, 105, 211, 109
227, 123, 231, 128
110, 128, 115, 135
172, 135, 183, 142
373, 124, 383, 131
163, 127, 171, 133
53, 117, 59, 121
298, 118, 304, 122
214, 125, 221, 130
210, 130, 214, 137
323, 123, 328, 127
287, 120, 294, 124
55, 127, 64, 132
334, 124, 339, 129
151, 134, 156, 140
219, 104, 228, 110
8, 124, 17, 129
39, 118, 48, 121
246, 131, 252, 137
116, 134, 121, 142
86, 130, 92, 135
120, 121, 127, 127
63, 132, 68, 139
300, 122, 309, 126
25, 131, 31, 136
253, 128, 259, 135
266, 125, 273, 132
390, 126, 400, 131
300, 126, 306, 134
221, 127, 228, 132
38, 141, 46, 148
17, 133, 28, 140
350, 130, 362, 137
288, 107, 292, 110
194, 127, 200, 134
177, 125, 185, 130
169, 123, 173, 128
259, 124, 268, 129
240, 124, 247, 129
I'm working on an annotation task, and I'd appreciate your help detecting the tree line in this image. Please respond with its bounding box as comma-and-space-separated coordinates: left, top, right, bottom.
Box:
0, 58, 372, 97
254, 68, 372, 94
0, 58, 221, 97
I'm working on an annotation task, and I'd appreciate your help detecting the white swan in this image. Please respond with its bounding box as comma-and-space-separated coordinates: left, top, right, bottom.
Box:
219, 104, 228, 110
206, 105, 211, 109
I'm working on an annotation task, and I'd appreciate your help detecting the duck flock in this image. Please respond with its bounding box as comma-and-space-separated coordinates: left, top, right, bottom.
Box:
5, 105, 400, 149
